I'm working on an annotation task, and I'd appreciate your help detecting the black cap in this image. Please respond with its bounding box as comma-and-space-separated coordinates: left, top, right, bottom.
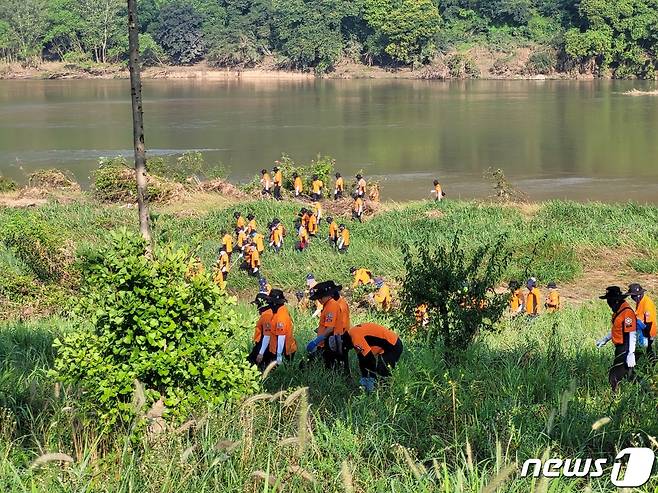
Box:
547, 282, 557, 289
247, 213, 255, 220
234, 211, 241, 217
309, 280, 342, 300
267, 289, 287, 305
356, 174, 362, 179
509, 280, 519, 290
251, 293, 269, 309
627, 283, 646, 296
350, 267, 357, 274
273, 166, 279, 171
599, 286, 627, 300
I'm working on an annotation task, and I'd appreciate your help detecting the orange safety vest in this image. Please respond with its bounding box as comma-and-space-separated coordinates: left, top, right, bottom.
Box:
636, 295, 657, 338
525, 287, 541, 315
611, 301, 636, 346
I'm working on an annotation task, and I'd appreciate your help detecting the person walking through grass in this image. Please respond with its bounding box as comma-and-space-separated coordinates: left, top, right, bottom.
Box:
596, 286, 637, 392
627, 283, 656, 362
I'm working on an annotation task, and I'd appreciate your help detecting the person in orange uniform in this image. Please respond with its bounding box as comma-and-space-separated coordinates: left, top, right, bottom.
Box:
525, 277, 541, 317
371, 277, 392, 312
545, 282, 561, 312
627, 283, 656, 361
263, 289, 297, 365
596, 286, 637, 392
296, 222, 309, 252
307, 280, 351, 372
508, 280, 525, 316
311, 175, 324, 201
251, 230, 265, 255
431, 179, 444, 202
334, 172, 344, 200
355, 174, 367, 198
350, 267, 373, 288
307, 210, 319, 237
343, 323, 403, 391
221, 229, 234, 260
269, 220, 284, 253
213, 245, 230, 289
327, 216, 339, 247
312, 201, 323, 224
352, 195, 364, 223
293, 172, 303, 197
337, 224, 350, 253
248, 293, 274, 370
299, 208, 310, 230
260, 169, 272, 196
247, 243, 261, 276
246, 214, 257, 234
234, 211, 246, 230
236, 227, 248, 255
273, 165, 283, 201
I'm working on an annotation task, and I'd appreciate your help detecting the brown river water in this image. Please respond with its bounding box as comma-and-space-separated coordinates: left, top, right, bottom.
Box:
1, 79, 658, 202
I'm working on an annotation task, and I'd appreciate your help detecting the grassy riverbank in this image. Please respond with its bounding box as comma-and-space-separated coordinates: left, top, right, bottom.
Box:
1, 190, 657, 492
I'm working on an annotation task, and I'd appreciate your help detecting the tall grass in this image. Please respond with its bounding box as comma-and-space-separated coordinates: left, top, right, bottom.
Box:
0, 304, 657, 492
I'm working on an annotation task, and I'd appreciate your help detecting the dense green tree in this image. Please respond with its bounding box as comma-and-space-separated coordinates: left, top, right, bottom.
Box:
564, 0, 658, 78
364, 0, 441, 65
152, 1, 206, 64
271, 0, 356, 72
0, 0, 48, 60
203, 0, 272, 68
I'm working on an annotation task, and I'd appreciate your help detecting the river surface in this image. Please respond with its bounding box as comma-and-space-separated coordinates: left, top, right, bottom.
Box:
2, 79, 658, 202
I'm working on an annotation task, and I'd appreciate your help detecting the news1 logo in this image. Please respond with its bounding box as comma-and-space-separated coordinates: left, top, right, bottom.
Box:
520, 448, 655, 487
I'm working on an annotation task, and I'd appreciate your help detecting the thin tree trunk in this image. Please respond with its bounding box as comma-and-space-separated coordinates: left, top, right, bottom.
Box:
127, 0, 152, 247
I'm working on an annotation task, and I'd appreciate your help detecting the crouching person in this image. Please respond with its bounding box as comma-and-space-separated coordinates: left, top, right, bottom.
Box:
342, 323, 402, 392
248, 293, 275, 371
268, 289, 297, 364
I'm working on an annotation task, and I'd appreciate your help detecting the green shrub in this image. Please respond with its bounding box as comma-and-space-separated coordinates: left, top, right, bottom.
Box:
52, 230, 259, 429
446, 53, 480, 78
0, 176, 17, 192
526, 49, 557, 75
147, 151, 227, 183
398, 233, 511, 358
0, 211, 68, 283
92, 157, 184, 203
245, 154, 335, 198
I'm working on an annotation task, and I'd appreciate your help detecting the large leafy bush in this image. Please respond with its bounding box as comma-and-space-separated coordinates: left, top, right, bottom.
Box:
399, 233, 511, 359
52, 230, 259, 428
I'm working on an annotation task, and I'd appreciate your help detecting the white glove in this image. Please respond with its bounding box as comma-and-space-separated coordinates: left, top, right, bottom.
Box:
596, 334, 611, 348
626, 352, 636, 368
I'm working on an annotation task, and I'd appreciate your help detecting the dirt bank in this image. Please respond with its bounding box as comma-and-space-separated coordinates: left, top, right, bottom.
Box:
0, 50, 586, 81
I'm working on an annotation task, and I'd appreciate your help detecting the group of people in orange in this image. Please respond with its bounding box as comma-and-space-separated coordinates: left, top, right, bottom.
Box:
247, 279, 403, 392
508, 277, 561, 317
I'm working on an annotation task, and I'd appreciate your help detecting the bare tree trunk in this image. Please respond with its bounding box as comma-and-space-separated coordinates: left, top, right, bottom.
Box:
127, 0, 152, 247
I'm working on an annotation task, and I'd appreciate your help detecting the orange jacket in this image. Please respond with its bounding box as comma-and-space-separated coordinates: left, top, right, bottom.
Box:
525, 287, 541, 315
352, 269, 372, 288
340, 228, 350, 246
636, 295, 657, 337
269, 306, 297, 355
348, 323, 398, 357
294, 176, 303, 193
253, 309, 273, 343
335, 176, 344, 192
328, 221, 338, 240
308, 214, 318, 235
312, 179, 323, 194
273, 170, 282, 186
222, 234, 233, 254
611, 301, 637, 346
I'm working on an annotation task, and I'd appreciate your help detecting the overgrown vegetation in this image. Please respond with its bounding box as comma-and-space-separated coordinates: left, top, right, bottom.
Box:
0, 192, 657, 491
399, 233, 511, 355
54, 230, 259, 428
2, 0, 658, 77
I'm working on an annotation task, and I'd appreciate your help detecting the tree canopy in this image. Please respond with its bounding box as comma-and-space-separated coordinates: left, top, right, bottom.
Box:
1, 0, 657, 77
